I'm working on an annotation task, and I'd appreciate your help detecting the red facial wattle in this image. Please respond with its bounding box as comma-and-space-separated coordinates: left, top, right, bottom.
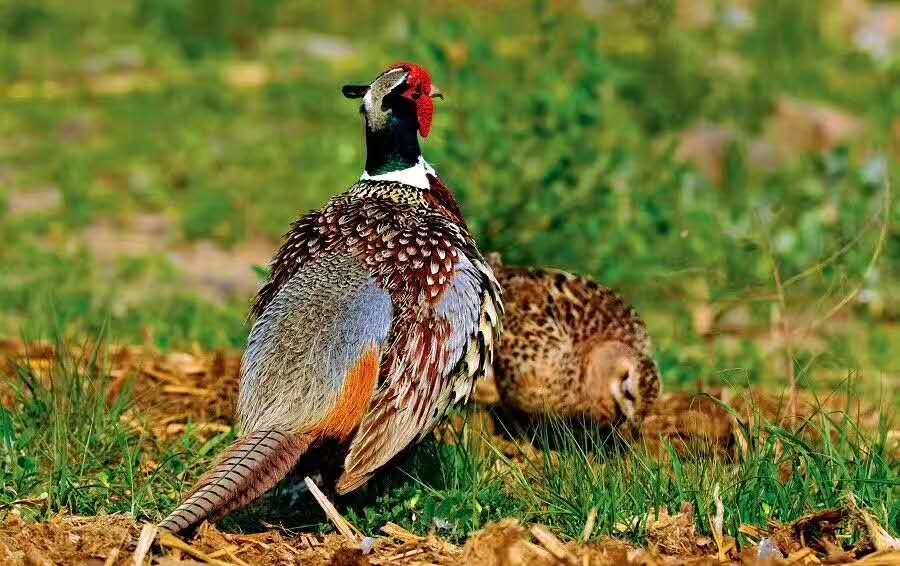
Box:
413, 95, 434, 138
394, 62, 436, 138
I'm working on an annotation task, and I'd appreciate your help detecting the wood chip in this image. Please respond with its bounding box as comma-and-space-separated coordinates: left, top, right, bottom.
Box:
530, 524, 578, 566
520, 540, 555, 561
858, 551, 900, 565
581, 508, 598, 542
852, 498, 900, 552
384, 548, 425, 562
140, 366, 182, 384
738, 524, 765, 540
102, 545, 120, 566
229, 535, 271, 550
158, 532, 237, 566
24, 544, 51, 566
206, 544, 239, 558
381, 522, 422, 543
298, 534, 320, 548
785, 547, 817, 563
132, 523, 157, 566
161, 385, 214, 397
304, 476, 360, 543
165, 422, 232, 435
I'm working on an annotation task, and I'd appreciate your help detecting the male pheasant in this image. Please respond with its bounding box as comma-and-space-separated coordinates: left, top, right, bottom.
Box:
159, 63, 502, 534
487, 256, 659, 428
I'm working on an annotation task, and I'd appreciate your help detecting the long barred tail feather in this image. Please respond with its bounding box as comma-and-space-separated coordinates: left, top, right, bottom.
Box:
159, 430, 313, 534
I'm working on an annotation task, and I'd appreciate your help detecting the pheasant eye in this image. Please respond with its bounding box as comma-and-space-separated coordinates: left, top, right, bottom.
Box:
620, 370, 635, 401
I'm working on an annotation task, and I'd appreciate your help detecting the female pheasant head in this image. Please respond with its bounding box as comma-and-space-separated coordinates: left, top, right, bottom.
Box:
585, 341, 661, 426
343, 62, 443, 179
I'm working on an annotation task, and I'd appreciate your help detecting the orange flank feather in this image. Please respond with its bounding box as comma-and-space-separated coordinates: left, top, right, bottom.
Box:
319, 345, 380, 441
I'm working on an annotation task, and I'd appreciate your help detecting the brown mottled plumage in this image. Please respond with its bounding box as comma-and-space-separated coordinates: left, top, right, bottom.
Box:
160, 63, 502, 534
488, 257, 659, 427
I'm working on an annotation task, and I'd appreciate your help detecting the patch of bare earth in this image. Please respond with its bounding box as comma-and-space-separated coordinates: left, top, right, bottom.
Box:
78, 215, 274, 304
5, 187, 63, 216
1, 508, 898, 565
167, 238, 274, 304
0, 514, 463, 566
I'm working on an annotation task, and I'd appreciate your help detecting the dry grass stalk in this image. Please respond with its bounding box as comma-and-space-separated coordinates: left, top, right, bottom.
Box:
164, 422, 232, 435
158, 531, 238, 566
160, 384, 214, 397
581, 507, 598, 542
304, 476, 360, 543
382, 547, 425, 562
520, 540, 556, 561
530, 524, 579, 565
381, 522, 423, 543
849, 497, 900, 552
132, 523, 157, 566
857, 551, 900, 565
102, 537, 123, 566
785, 546, 816, 563
760, 214, 798, 421
809, 177, 891, 332
207, 545, 251, 566
756, 178, 891, 425
140, 366, 183, 385
708, 483, 734, 562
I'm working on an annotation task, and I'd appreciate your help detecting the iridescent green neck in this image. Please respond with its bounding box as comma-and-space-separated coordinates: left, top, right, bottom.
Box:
364, 108, 421, 175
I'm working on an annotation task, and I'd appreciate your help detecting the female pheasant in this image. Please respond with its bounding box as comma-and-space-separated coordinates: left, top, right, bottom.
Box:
159, 63, 502, 534
488, 256, 659, 428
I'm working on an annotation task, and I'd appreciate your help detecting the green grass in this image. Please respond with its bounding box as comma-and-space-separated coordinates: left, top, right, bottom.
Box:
0, 338, 213, 518
1, 344, 896, 546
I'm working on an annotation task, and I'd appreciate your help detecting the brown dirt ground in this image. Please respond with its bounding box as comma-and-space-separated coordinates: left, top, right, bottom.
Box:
1, 340, 897, 565
1, 509, 898, 565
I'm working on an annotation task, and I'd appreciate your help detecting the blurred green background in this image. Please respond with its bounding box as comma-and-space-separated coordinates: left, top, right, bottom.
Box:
0, 0, 897, 396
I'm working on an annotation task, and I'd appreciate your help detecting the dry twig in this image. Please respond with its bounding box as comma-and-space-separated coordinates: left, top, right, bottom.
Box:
132, 523, 157, 566
304, 476, 361, 543
531, 524, 578, 566
158, 531, 237, 566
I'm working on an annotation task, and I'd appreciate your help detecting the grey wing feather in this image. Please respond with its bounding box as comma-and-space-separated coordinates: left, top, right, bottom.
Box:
436, 254, 484, 375
239, 254, 393, 434
434, 253, 500, 411
336, 252, 502, 493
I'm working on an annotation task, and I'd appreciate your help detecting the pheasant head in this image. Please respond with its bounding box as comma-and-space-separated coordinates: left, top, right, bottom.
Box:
584, 341, 661, 426
343, 62, 443, 177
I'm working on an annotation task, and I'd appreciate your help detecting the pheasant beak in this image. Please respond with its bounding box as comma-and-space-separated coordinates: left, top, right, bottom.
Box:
342, 84, 369, 99
429, 85, 444, 100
